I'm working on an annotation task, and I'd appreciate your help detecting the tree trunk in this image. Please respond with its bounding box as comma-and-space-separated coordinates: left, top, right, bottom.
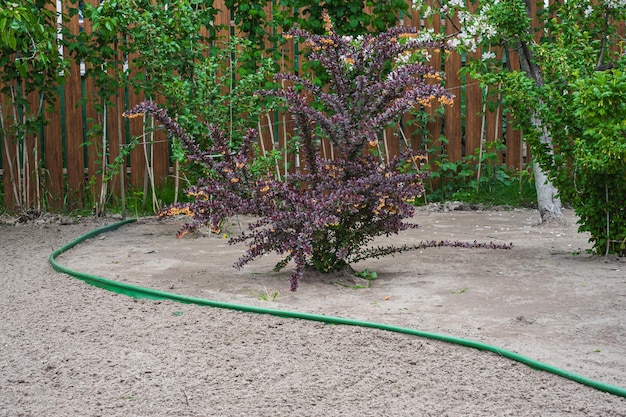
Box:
532, 158, 562, 222
514, 8, 563, 222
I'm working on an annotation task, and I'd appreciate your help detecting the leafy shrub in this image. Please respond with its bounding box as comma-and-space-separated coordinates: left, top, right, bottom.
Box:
421, 137, 536, 207
529, 5, 626, 256
566, 69, 626, 255
126, 16, 512, 290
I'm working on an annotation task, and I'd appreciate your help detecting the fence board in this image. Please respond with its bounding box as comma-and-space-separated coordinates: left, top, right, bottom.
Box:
83, 0, 103, 206
444, 12, 462, 162
0, 92, 16, 210
44, 92, 64, 211
464, 1, 483, 161
425, 0, 443, 148
465, 67, 483, 158
505, 49, 522, 169
62, 2, 86, 210
400, 6, 426, 153
278, 108, 296, 177
214, 0, 232, 41
24, 90, 39, 209
485, 47, 504, 163
105, 73, 127, 198
40, 1, 64, 212
152, 95, 170, 188
126, 61, 147, 189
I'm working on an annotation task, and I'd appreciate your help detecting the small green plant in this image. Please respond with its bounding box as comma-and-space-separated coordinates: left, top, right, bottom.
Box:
249, 286, 280, 302
354, 268, 378, 281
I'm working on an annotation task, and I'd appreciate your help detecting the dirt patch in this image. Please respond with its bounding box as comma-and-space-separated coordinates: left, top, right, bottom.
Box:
2, 208, 626, 416
61, 208, 626, 386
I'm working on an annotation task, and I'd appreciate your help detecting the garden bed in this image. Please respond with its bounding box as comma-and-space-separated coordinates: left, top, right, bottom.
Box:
61, 208, 626, 389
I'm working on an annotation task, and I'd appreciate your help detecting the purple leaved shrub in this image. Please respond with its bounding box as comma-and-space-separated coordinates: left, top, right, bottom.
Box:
125, 16, 512, 291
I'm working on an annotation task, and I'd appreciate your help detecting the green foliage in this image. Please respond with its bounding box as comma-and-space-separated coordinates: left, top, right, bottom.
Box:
486, 0, 531, 44
273, 0, 408, 36
0, 0, 66, 86
533, 3, 626, 255
160, 38, 278, 150
68, 0, 276, 214
273, 0, 409, 86
435, 0, 626, 255
573, 70, 626, 173
567, 69, 626, 255
70, 0, 220, 154
422, 136, 536, 207
0, 0, 67, 212
100, 178, 191, 218
248, 285, 280, 301
354, 268, 378, 281
224, 0, 272, 72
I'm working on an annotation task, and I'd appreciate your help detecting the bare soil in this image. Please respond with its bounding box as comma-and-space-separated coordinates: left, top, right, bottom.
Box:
1, 207, 625, 416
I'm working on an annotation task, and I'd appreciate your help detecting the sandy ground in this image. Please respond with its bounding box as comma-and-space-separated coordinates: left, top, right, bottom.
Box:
1, 207, 625, 416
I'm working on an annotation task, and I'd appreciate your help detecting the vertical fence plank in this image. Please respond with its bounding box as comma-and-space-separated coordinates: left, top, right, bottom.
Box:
400, 21, 426, 150
277, 79, 297, 176
41, 1, 64, 211
444, 12, 462, 162
152, 95, 170, 187
82, 0, 103, 207
465, 67, 483, 159
418, 0, 444, 198
612, 21, 625, 55
44, 91, 64, 211
214, 0, 231, 41
21, 90, 40, 209
0, 93, 17, 210
401, 4, 425, 153
505, 50, 522, 169
464, 1, 482, 162
126, 76, 146, 189
106, 89, 125, 198
384, 126, 400, 161
485, 47, 504, 163
63, 1, 86, 210
105, 49, 127, 199
273, 1, 297, 176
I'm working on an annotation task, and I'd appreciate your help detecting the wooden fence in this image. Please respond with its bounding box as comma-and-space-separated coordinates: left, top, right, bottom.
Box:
0, 1, 624, 213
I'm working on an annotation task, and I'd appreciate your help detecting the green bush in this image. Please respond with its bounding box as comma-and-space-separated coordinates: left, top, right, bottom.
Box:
566, 69, 626, 255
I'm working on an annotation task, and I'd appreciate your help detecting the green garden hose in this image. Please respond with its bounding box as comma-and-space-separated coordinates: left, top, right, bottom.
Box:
49, 219, 626, 399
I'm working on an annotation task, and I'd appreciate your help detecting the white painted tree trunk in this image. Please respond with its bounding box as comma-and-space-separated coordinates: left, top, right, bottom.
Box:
529, 111, 563, 222
515, 10, 563, 222
532, 160, 562, 222
524, 97, 563, 223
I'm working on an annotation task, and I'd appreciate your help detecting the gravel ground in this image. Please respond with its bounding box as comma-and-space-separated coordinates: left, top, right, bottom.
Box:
1, 212, 625, 416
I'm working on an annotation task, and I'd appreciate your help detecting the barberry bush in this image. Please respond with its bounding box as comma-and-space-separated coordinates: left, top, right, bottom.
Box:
126, 15, 512, 290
